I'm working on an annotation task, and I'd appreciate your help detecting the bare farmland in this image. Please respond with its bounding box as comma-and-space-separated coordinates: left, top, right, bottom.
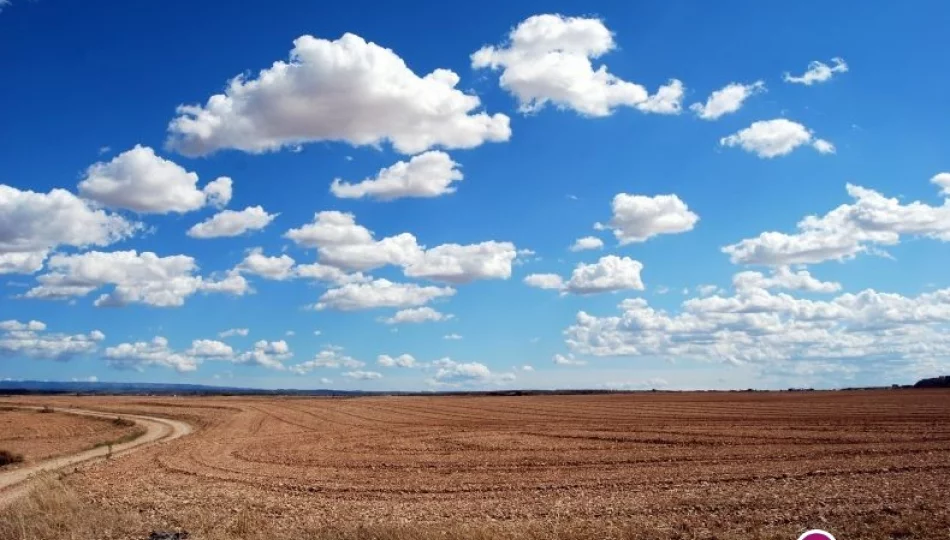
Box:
0, 407, 140, 465
2, 390, 949, 539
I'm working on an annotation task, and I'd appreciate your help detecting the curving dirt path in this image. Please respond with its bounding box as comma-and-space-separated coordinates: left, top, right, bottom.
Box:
0, 406, 192, 506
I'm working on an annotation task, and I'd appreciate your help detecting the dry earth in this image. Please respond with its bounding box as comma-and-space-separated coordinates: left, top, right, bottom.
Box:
2, 390, 949, 539
0, 407, 139, 464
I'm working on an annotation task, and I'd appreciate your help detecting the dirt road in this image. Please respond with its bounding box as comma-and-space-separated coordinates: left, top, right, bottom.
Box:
0, 406, 192, 506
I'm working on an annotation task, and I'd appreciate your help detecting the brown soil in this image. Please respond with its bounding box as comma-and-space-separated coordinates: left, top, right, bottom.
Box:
0, 407, 140, 464
2, 390, 949, 539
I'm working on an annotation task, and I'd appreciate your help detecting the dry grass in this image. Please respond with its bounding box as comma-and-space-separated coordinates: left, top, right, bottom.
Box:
0, 475, 138, 540
111, 416, 137, 428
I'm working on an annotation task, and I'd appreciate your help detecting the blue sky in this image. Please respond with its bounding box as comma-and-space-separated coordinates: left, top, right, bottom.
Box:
1, 1, 949, 390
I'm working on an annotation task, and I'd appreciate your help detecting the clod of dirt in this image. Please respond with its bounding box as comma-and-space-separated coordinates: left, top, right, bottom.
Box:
148, 531, 188, 540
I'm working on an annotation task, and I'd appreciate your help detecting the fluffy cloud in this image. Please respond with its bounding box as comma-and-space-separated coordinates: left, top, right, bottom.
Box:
404, 241, 517, 283
188, 206, 277, 238
525, 255, 645, 295
293, 262, 369, 285
720, 119, 834, 158
0, 252, 48, 275
219, 328, 249, 338
595, 193, 698, 244
285, 211, 517, 283
564, 273, 950, 382
290, 347, 364, 374
314, 279, 455, 311
167, 33, 510, 156
104, 336, 290, 372
566, 255, 644, 294
78, 145, 232, 213
569, 236, 604, 252
285, 211, 422, 271
343, 370, 383, 380
24, 250, 250, 307
377, 354, 418, 368
443, 333, 463, 340
186, 339, 235, 358
553, 353, 587, 366
931, 173, 950, 196
285, 211, 376, 251
236, 248, 296, 280
783, 57, 848, 85
104, 337, 197, 373
523, 273, 565, 290
0, 320, 104, 361
427, 357, 514, 386
0, 184, 138, 273
382, 307, 454, 324
235, 340, 292, 370
235, 248, 367, 285
690, 81, 764, 120
472, 14, 683, 117
732, 267, 841, 293
0, 320, 46, 332
723, 181, 950, 265
330, 151, 463, 201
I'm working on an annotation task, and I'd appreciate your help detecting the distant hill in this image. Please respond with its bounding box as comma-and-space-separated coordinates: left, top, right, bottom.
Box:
0, 380, 364, 396
914, 375, 950, 388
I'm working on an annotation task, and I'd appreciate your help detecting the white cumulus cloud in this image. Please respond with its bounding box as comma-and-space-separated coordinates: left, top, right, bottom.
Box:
104, 337, 198, 373
285, 211, 518, 283
377, 354, 418, 368
290, 347, 364, 374
427, 357, 514, 387
595, 193, 699, 244
569, 236, 604, 252
472, 14, 683, 117
524, 273, 565, 290
723, 180, 950, 265
932, 173, 950, 196
78, 145, 232, 213
0, 184, 138, 274
330, 151, 463, 201
720, 119, 834, 158
24, 250, 249, 307
564, 270, 950, 384
167, 33, 510, 156
314, 279, 455, 311
188, 206, 277, 238
525, 256, 645, 295
690, 81, 765, 120
0, 320, 104, 361
382, 307, 454, 324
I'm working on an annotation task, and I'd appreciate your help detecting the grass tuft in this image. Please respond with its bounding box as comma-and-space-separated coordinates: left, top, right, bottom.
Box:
111, 416, 137, 428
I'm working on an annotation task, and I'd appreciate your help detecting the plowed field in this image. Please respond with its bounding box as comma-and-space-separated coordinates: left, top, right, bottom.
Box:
4, 390, 949, 539
0, 407, 139, 464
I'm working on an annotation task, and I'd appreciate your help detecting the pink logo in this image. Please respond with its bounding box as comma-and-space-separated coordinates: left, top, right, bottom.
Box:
797, 531, 835, 540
